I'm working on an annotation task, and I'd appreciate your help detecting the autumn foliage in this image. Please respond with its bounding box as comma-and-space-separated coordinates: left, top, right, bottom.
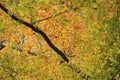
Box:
0, 0, 120, 80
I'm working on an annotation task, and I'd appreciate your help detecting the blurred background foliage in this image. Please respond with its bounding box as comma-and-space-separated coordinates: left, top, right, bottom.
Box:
0, 0, 120, 80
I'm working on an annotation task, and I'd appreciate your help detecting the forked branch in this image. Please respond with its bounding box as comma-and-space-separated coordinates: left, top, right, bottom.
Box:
0, 3, 69, 63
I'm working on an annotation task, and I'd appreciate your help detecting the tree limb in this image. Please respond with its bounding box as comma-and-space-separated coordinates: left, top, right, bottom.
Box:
0, 64, 17, 80
0, 3, 69, 63
111, 66, 120, 80
0, 41, 6, 50
32, 10, 68, 24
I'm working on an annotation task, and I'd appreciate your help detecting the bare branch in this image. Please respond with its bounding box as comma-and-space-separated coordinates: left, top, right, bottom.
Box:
0, 64, 17, 80
0, 41, 6, 50
0, 3, 69, 63
32, 10, 68, 24
111, 66, 120, 80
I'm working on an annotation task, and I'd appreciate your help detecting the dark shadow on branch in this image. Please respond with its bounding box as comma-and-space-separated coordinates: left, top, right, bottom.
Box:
0, 3, 69, 63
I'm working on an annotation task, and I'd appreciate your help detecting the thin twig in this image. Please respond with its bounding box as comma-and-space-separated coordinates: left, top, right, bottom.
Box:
111, 66, 120, 80
0, 64, 17, 80
32, 10, 68, 24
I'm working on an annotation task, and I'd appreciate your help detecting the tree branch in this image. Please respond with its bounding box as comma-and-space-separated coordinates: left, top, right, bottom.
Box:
32, 10, 68, 24
0, 64, 17, 80
0, 3, 69, 63
111, 66, 120, 80
0, 41, 6, 50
